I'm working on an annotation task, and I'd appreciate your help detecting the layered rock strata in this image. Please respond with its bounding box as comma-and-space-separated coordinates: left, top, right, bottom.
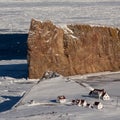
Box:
27, 19, 120, 79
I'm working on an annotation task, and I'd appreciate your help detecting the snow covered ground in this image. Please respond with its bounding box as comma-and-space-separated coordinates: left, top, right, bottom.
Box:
0, 73, 120, 120
0, 0, 120, 33
0, 0, 120, 119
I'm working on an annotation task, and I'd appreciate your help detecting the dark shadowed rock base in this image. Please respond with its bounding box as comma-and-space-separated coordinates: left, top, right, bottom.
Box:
27, 19, 120, 79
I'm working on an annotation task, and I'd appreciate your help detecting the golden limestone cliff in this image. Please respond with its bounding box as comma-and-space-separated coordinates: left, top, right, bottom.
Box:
27, 19, 120, 79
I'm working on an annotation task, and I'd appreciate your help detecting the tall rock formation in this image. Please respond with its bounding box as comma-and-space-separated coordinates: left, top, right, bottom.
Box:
27, 19, 120, 79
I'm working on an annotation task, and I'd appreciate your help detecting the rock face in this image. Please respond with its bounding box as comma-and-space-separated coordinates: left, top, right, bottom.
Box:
27, 19, 120, 79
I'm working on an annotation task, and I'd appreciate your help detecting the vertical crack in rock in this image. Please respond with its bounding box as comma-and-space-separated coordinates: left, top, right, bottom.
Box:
27, 19, 120, 79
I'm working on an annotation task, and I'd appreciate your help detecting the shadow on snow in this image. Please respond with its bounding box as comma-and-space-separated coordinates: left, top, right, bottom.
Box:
0, 33, 28, 78
0, 33, 28, 60
0, 96, 22, 112
0, 64, 28, 79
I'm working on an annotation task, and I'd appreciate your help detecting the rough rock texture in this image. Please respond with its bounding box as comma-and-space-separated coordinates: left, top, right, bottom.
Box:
27, 19, 120, 79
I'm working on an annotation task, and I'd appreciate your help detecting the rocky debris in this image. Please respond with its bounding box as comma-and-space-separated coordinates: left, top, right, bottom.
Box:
41, 71, 61, 79
27, 19, 120, 79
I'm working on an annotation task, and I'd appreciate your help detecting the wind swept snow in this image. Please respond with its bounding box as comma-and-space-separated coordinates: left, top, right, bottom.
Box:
0, 73, 120, 119
0, 0, 120, 33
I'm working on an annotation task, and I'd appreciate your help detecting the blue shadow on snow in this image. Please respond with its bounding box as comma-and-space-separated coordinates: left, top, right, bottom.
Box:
0, 96, 22, 112
0, 33, 28, 78
0, 64, 28, 79
0, 33, 28, 60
